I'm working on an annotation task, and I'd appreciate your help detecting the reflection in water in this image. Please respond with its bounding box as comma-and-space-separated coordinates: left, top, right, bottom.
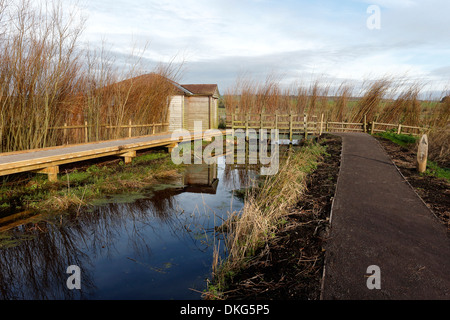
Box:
0, 155, 261, 300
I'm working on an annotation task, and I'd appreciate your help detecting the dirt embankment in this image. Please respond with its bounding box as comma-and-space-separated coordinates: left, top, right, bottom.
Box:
376, 137, 449, 230
222, 134, 342, 300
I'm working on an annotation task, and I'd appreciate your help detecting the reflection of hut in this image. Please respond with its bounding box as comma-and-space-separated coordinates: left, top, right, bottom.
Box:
182, 164, 218, 194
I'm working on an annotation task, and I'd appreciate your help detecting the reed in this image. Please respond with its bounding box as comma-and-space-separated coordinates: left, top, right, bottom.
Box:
332, 83, 353, 122
223, 73, 448, 169
0, 0, 183, 152
211, 144, 326, 295
225, 74, 448, 127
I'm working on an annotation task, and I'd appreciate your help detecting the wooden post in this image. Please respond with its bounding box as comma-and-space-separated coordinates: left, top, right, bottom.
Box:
128, 119, 132, 138
167, 143, 178, 154
289, 113, 293, 143
326, 120, 329, 132
84, 121, 88, 143
303, 114, 307, 140
319, 113, 324, 136
363, 114, 367, 133
417, 134, 428, 173
121, 150, 136, 164
231, 113, 235, 130
260, 112, 263, 130
245, 113, 249, 141
63, 122, 67, 145
37, 166, 59, 182
152, 124, 156, 135
275, 111, 278, 130
371, 121, 375, 135
397, 124, 402, 135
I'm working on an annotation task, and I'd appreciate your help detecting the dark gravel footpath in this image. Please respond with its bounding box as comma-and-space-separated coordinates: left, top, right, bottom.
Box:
321, 133, 450, 300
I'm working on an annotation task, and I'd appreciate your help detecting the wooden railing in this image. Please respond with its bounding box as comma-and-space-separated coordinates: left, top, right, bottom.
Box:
0, 121, 170, 152
227, 113, 430, 140
50, 121, 170, 144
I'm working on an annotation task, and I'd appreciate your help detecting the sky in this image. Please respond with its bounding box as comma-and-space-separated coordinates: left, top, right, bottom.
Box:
68, 0, 450, 97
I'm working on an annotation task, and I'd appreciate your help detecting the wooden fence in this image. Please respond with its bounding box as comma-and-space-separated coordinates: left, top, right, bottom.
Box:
53, 121, 170, 144
0, 121, 170, 152
227, 113, 430, 140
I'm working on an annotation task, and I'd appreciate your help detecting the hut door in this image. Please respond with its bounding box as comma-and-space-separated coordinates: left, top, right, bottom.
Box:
184, 96, 210, 131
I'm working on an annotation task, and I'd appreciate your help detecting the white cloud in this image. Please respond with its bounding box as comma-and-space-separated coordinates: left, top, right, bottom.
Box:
66, 0, 450, 93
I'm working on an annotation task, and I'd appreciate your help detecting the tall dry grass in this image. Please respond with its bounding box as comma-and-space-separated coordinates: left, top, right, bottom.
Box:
0, 0, 182, 152
212, 144, 325, 290
0, 0, 85, 151
224, 73, 449, 167
332, 83, 353, 122
427, 93, 450, 166
224, 74, 449, 129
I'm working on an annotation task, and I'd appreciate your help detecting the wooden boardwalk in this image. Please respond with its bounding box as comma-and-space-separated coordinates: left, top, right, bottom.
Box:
0, 131, 221, 182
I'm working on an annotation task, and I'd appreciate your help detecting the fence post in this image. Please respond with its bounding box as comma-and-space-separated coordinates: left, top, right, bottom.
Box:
319, 113, 324, 136
231, 113, 235, 130
363, 114, 367, 133
289, 113, 293, 143
397, 124, 402, 135
275, 111, 278, 130
128, 119, 132, 138
303, 114, 308, 140
63, 123, 67, 145
245, 113, 249, 141
371, 121, 375, 135
84, 121, 88, 143
260, 112, 263, 131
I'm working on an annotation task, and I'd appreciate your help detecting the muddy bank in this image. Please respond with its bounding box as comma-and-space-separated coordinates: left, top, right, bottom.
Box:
376, 137, 450, 230
220, 134, 342, 300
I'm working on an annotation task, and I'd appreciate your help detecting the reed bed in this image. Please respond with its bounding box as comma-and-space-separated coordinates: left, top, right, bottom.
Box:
224, 74, 448, 127
210, 143, 326, 296
0, 0, 182, 152
224, 74, 449, 165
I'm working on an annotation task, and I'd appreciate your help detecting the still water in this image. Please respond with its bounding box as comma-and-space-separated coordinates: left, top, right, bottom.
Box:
0, 156, 260, 300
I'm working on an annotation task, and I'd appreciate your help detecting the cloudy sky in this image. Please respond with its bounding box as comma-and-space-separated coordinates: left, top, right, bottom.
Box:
70, 0, 450, 96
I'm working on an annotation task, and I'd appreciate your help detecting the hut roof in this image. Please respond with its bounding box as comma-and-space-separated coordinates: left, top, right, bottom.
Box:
180, 84, 219, 97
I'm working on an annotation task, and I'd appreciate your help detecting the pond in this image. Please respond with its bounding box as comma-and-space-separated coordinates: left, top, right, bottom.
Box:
0, 155, 260, 300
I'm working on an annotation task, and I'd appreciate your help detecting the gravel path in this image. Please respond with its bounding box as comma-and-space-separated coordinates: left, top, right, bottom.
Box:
321, 133, 450, 300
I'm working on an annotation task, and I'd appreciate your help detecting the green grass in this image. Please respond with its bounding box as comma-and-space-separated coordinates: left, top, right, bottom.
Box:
424, 161, 450, 181
375, 131, 418, 148
375, 131, 449, 182
0, 151, 185, 214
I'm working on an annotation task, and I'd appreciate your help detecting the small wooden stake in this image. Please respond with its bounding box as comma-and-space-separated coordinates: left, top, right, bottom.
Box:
417, 134, 428, 173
